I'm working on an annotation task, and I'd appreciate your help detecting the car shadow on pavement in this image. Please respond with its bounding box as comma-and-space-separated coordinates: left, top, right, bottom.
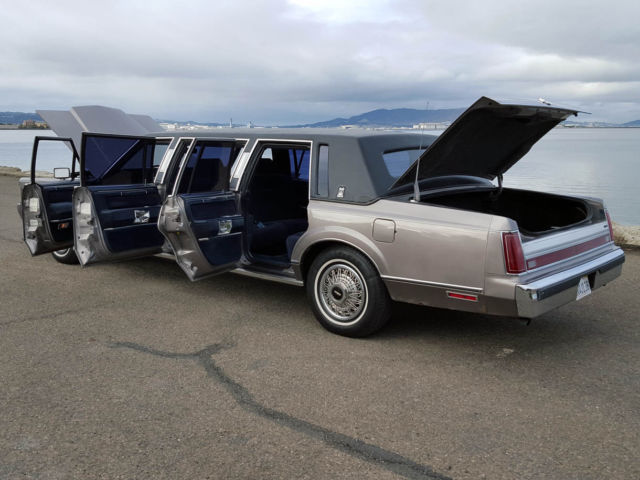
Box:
379, 300, 606, 361
116, 256, 603, 357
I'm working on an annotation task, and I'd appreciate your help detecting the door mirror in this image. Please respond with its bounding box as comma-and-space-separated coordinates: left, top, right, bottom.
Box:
53, 167, 71, 179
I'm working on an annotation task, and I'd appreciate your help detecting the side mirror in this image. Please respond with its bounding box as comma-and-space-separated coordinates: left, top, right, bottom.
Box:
53, 167, 71, 179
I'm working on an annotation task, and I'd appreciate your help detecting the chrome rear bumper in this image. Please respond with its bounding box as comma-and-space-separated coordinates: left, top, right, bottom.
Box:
515, 248, 625, 318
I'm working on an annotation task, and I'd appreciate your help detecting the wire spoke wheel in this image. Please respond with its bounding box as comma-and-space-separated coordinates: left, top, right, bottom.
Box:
316, 260, 368, 325
307, 247, 391, 337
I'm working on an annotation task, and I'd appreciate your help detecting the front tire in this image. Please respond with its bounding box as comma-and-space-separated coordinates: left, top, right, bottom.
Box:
51, 248, 79, 265
306, 247, 391, 337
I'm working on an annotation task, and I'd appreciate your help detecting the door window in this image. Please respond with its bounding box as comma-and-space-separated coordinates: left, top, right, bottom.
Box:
152, 139, 171, 178
290, 148, 310, 180
31, 137, 79, 179
82, 135, 157, 185
176, 140, 244, 194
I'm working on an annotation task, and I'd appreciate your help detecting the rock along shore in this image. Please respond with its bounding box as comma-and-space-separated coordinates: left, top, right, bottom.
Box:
0, 166, 52, 178
1, 166, 638, 248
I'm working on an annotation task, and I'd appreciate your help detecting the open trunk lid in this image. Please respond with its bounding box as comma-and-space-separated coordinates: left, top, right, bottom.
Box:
391, 97, 578, 189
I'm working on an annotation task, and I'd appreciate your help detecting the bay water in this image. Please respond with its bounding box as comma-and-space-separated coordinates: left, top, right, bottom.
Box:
1, 128, 638, 224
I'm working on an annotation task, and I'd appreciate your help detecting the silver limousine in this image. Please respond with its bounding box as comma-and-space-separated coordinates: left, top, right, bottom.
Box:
19, 97, 625, 336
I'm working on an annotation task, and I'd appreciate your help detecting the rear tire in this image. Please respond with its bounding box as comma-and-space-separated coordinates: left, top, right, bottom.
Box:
306, 247, 391, 337
51, 248, 79, 265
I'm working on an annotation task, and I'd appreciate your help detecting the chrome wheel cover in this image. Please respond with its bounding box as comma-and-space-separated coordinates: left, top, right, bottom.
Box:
52, 248, 71, 257
315, 259, 368, 326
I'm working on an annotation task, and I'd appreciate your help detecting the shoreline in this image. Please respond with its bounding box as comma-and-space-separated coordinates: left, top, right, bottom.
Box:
0, 166, 53, 178
1, 167, 638, 249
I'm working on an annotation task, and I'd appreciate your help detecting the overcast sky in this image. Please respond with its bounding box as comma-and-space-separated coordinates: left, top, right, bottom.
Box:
1, 0, 639, 124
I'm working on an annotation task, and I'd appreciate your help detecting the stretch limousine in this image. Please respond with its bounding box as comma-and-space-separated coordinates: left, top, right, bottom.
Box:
19, 97, 624, 336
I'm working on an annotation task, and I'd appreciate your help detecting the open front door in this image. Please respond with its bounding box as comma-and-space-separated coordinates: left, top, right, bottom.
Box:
22, 137, 80, 255
72, 133, 171, 265
158, 140, 245, 281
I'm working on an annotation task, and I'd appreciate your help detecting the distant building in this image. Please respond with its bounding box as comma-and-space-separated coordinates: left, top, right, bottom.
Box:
412, 122, 449, 130
19, 120, 49, 129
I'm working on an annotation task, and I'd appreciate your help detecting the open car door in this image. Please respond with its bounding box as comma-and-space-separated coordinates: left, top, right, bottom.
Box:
158, 139, 245, 281
72, 133, 171, 265
22, 137, 80, 255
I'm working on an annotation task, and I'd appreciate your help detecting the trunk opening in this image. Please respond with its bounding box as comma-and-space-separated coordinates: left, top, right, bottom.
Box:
422, 188, 596, 237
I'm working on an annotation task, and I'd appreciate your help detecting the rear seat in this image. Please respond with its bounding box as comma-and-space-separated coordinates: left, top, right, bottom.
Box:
250, 218, 307, 256
247, 148, 309, 259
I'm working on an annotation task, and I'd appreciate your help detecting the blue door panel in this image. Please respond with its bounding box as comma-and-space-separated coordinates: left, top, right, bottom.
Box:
198, 233, 243, 266
180, 192, 243, 269
87, 184, 164, 254
187, 197, 237, 221
190, 215, 244, 239
95, 205, 162, 229
41, 181, 78, 244
103, 224, 165, 253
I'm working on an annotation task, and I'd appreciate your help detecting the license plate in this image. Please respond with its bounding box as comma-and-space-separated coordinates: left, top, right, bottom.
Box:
576, 276, 591, 300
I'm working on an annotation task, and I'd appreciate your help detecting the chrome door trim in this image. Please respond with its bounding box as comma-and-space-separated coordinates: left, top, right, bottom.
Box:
381, 275, 483, 293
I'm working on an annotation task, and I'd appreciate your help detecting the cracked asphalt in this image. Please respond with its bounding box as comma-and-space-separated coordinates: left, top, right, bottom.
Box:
1, 175, 639, 480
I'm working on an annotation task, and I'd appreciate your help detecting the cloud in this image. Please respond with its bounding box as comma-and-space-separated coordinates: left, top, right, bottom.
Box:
0, 0, 639, 123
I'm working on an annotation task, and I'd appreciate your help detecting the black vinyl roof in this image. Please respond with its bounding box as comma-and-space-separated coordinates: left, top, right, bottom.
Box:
152, 128, 436, 203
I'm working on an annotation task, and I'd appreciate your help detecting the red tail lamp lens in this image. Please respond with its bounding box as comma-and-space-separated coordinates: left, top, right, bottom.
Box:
502, 232, 527, 274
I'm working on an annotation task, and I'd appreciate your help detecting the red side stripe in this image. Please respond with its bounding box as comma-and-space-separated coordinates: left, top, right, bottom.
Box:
526, 235, 609, 270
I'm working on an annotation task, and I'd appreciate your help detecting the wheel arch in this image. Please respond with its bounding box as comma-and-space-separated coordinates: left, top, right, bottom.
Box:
298, 239, 384, 285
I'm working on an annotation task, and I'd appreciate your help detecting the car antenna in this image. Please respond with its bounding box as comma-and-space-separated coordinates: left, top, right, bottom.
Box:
411, 101, 428, 203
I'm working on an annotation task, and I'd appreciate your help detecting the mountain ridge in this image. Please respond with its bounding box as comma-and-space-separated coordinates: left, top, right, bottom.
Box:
282, 107, 466, 128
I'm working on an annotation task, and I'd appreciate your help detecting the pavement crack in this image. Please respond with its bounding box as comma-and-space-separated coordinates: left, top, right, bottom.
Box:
111, 341, 452, 480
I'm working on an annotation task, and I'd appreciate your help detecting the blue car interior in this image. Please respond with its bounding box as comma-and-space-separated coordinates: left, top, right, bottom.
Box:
89, 185, 165, 253
183, 192, 244, 267
76, 134, 309, 268
82, 135, 165, 254
27, 137, 79, 249
175, 141, 246, 268
41, 180, 78, 244
245, 145, 310, 264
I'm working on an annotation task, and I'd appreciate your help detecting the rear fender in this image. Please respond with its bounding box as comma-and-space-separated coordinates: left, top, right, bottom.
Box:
292, 226, 388, 282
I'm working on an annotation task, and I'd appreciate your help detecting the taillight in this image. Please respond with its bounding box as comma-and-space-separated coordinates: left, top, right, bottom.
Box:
605, 210, 614, 242
502, 231, 527, 274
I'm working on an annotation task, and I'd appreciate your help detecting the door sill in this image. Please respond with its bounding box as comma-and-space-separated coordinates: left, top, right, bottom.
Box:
233, 266, 303, 287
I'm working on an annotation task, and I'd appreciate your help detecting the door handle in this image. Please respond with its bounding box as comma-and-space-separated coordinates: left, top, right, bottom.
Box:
218, 219, 232, 235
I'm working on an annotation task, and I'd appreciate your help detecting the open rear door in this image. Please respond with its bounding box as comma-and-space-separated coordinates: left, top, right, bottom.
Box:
158, 139, 245, 281
72, 133, 171, 265
22, 137, 80, 255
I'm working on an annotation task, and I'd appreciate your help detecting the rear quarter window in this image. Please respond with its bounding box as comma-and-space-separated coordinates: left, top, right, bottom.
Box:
382, 148, 425, 179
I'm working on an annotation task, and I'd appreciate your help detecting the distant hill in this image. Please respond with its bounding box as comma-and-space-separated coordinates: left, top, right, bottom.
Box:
157, 119, 227, 127
0, 112, 43, 125
623, 119, 640, 127
284, 107, 466, 128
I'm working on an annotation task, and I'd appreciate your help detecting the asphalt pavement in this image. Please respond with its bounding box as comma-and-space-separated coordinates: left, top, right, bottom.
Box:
1, 174, 638, 480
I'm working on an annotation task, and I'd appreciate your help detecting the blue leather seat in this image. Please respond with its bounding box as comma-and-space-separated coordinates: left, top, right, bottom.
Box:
250, 219, 307, 256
